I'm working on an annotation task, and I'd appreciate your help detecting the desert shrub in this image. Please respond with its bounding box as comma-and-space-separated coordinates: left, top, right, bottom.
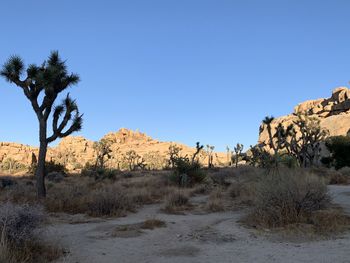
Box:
0, 203, 60, 263
209, 168, 235, 186
0, 180, 37, 204
0, 177, 17, 189
206, 188, 225, 212
163, 190, 190, 213
81, 163, 119, 180
324, 136, 350, 169
227, 181, 242, 199
309, 209, 350, 235
226, 180, 257, 206
308, 167, 349, 185
170, 157, 206, 187
44, 183, 90, 214
141, 219, 166, 230
279, 155, 298, 168
339, 166, 350, 177
329, 171, 348, 185
246, 171, 330, 228
30, 160, 66, 176
0, 158, 27, 174
86, 185, 134, 217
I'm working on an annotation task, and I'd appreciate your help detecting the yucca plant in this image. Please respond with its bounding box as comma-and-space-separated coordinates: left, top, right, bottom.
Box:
1, 51, 83, 197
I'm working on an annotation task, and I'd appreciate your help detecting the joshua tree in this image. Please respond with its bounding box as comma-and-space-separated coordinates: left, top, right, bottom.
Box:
143, 151, 166, 170
288, 113, 328, 167
191, 142, 204, 164
167, 144, 182, 169
262, 116, 293, 167
206, 145, 215, 168
123, 150, 145, 171
226, 146, 232, 166
93, 138, 113, 169
0, 51, 83, 197
233, 143, 244, 168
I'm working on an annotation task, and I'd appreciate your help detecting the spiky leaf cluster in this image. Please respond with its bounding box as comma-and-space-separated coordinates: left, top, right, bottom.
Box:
1, 51, 83, 143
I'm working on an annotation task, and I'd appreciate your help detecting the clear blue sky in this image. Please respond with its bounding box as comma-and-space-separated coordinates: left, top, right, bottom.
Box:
1, 0, 350, 151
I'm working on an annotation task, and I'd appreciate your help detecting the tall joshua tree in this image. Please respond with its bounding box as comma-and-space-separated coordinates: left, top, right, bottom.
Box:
1, 51, 83, 198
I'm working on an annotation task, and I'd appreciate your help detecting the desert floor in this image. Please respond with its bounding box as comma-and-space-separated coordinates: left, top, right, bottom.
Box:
48, 185, 350, 263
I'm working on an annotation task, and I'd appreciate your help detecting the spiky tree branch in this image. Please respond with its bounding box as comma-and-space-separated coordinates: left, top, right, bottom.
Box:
1, 51, 83, 198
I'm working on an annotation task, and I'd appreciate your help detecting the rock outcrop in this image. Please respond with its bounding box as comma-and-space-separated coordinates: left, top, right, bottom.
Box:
259, 87, 350, 147
0, 128, 226, 173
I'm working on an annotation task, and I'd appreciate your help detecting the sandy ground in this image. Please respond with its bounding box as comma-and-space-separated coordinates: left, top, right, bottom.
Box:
50, 185, 350, 263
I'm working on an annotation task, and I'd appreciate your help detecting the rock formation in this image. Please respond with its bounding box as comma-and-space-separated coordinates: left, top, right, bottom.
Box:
259, 87, 350, 147
0, 128, 226, 173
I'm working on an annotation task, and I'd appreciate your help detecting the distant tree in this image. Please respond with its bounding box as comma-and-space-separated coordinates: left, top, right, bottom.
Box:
167, 144, 182, 169
206, 145, 215, 168
143, 151, 166, 170
233, 143, 244, 168
123, 150, 145, 171
288, 113, 328, 167
226, 146, 232, 166
191, 142, 204, 164
93, 138, 113, 169
1, 51, 83, 197
262, 116, 293, 167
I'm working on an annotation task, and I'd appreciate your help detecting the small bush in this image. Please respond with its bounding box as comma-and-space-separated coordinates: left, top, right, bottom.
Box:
324, 136, 350, 169
141, 219, 166, 230
170, 157, 206, 187
0, 203, 60, 263
329, 171, 348, 185
310, 208, 350, 235
163, 190, 190, 213
339, 166, 350, 177
246, 171, 330, 228
206, 188, 225, 212
81, 164, 119, 180
87, 185, 134, 217
44, 183, 90, 214
29, 161, 66, 177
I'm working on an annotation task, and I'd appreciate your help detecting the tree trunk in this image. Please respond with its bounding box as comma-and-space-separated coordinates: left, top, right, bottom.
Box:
36, 121, 47, 198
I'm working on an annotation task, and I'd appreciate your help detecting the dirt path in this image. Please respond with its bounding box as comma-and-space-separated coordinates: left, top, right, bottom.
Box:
51, 186, 350, 263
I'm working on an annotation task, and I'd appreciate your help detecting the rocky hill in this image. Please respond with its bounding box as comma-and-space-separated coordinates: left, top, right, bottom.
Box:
259, 87, 350, 147
0, 128, 227, 173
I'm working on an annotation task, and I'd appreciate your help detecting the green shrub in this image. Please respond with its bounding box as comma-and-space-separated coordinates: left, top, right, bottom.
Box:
30, 161, 66, 175
169, 157, 206, 187
324, 136, 350, 169
81, 163, 119, 180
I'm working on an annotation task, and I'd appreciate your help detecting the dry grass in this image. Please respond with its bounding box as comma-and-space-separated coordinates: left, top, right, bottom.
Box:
162, 190, 191, 214
238, 169, 350, 237
86, 185, 135, 217
307, 167, 349, 185
1, 166, 349, 239
0, 203, 61, 263
140, 219, 166, 229
244, 171, 330, 228
111, 219, 166, 238
206, 188, 225, 212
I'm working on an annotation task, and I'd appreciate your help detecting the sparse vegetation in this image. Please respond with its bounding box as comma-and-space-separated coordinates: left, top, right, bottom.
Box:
163, 190, 190, 214
233, 143, 244, 168
323, 135, 350, 169
244, 170, 333, 229
0, 203, 60, 263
